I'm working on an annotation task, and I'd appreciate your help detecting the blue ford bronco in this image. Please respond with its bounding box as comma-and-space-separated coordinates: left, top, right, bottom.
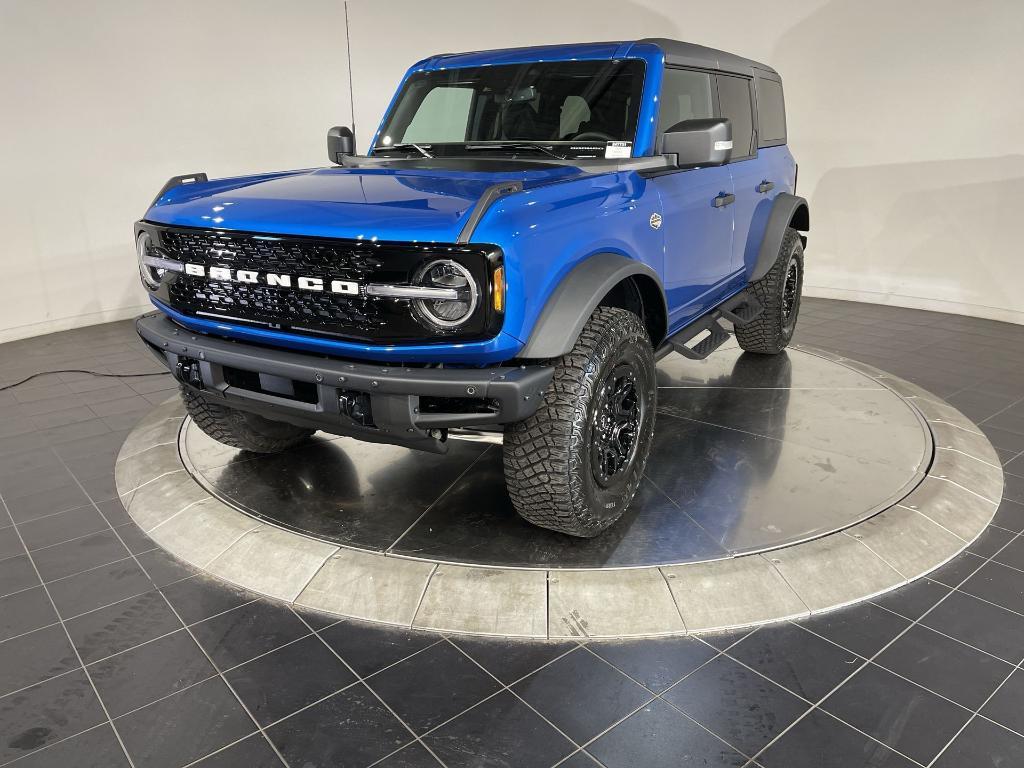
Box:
134, 39, 808, 537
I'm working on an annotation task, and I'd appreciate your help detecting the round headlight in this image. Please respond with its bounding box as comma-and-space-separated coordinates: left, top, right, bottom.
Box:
136, 232, 161, 290
412, 259, 478, 328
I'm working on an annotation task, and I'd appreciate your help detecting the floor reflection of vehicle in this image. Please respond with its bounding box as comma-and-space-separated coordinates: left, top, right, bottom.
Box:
649, 351, 791, 551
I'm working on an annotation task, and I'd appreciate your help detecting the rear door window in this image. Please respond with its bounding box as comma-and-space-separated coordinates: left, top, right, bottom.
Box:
715, 75, 755, 160
756, 77, 786, 146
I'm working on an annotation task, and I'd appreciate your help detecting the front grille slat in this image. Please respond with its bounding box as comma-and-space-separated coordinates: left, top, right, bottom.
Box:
152, 226, 495, 344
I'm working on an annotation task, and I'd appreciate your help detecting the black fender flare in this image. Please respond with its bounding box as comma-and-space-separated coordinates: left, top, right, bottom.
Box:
518, 253, 668, 359
751, 193, 810, 282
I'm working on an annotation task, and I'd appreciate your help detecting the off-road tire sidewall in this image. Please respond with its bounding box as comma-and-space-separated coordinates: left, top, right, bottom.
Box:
503, 307, 656, 537
180, 386, 314, 454
736, 228, 804, 355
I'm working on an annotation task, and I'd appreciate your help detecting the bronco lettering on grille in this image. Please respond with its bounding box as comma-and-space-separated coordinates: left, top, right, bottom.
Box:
184, 263, 359, 295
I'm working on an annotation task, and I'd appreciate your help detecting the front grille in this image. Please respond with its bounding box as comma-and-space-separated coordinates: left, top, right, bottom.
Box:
145, 225, 499, 344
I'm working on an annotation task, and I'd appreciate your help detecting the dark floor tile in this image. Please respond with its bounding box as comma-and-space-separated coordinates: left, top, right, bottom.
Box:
319, 620, 440, 678
875, 624, 1013, 709
958, 560, 1024, 614
0, 585, 57, 641
512, 646, 650, 744
38, 417, 112, 447
0, 670, 107, 764
552, 751, 601, 767
982, 424, 1024, 453
588, 698, 746, 768
452, 636, 576, 686
267, 683, 411, 768
925, 551, 987, 588
46, 559, 153, 618
588, 636, 717, 693
95, 497, 133, 528
798, 602, 911, 659
292, 605, 339, 631
112, 522, 154, 556
18, 505, 109, 550
160, 575, 253, 625
0, 523, 24, 559
993, 499, 1024, 536
871, 577, 951, 620
88, 628, 216, 716
933, 715, 1024, 768
729, 624, 861, 702
994, 534, 1024, 570
0, 623, 79, 696
662, 654, 807, 758
759, 708, 916, 768
225, 634, 356, 726
921, 588, 1024, 664
4, 483, 91, 522
191, 599, 308, 670
79, 473, 118, 502
191, 733, 282, 767
424, 689, 575, 768
700, 626, 757, 651
821, 664, 970, 765
967, 524, 1017, 558
134, 547, 196, 586
373, 741, 444, 767
31, 530, 129, 582
116, 676, 256, 768
11, 723, 130, 768
0, 553, 41, 595
980, 669, 1024, 734
371, 641, 501, 735
65, 590, 182, 664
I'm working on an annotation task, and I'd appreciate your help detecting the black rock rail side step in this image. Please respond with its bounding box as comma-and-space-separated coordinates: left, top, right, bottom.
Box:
656, 291, 763, 361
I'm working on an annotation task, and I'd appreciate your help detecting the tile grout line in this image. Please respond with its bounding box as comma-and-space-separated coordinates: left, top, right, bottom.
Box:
408, 563, 439, 630
50, 446, 292, 768
0, 489, 138, 768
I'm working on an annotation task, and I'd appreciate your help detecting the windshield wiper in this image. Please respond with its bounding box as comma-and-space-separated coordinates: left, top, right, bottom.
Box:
465, 142, 566, 160
375, 142, 433, 158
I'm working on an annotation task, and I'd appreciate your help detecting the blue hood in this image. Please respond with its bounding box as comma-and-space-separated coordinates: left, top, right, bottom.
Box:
144, 164, 586, 242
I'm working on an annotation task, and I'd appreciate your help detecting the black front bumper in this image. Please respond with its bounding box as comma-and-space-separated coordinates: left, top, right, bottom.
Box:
136, 313, 552, 453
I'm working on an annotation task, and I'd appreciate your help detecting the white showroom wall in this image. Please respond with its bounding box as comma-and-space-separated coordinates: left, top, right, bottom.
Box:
347, 0, 1024, 324
0, 0, 352, 343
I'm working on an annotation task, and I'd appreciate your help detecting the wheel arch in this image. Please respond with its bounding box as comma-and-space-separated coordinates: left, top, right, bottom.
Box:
518, 253, 668, 359
751, 193, 810, 282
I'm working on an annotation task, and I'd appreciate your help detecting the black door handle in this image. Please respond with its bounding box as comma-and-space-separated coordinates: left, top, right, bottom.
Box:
713, 193, 736, 208
757, 180, 775, 193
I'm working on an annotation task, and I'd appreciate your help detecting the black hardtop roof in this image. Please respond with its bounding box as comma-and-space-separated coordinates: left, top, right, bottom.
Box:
639, 38, 778, 77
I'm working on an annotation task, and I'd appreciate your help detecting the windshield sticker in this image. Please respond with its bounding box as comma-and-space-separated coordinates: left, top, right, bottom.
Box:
605, 141, 632, 159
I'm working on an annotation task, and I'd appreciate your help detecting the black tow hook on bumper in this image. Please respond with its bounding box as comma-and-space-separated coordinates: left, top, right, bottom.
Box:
175, 357, 204, 390
136, 312, 553, 453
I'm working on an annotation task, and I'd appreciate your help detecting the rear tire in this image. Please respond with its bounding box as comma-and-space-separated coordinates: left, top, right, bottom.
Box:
181, 387, 314, 453
736, 227, 804, 355
502, 307, 656, 537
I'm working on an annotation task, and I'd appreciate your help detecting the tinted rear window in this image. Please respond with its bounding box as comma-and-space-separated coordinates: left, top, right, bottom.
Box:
757, 78, 786, 145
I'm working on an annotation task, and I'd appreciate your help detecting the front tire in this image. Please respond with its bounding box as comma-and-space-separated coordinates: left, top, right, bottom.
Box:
503, 307, 656, 537
181, 387, 314, 453
736, 227, 804, 355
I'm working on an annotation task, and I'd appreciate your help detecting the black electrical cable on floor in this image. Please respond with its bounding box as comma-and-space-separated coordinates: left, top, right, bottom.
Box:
0, 369, 170, 393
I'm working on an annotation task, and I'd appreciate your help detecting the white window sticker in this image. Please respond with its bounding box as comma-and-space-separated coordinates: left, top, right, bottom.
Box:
604, 141, 633, 159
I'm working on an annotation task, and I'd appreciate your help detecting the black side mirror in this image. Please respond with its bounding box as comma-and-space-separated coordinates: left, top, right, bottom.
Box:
327, 126, 356, 164
661, 118, 732, 169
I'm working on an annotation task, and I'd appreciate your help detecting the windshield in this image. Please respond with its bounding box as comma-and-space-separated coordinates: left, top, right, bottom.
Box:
374, 59, 646, 159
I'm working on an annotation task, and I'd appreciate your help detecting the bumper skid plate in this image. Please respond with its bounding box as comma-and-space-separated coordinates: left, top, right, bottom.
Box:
137, 312, 552, 453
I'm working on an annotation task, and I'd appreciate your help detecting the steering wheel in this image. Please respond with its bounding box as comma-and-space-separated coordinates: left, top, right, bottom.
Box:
572, 131, 614, 142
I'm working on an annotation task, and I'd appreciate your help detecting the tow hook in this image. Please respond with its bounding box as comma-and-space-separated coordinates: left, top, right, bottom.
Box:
175, 357, 204, 389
